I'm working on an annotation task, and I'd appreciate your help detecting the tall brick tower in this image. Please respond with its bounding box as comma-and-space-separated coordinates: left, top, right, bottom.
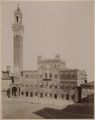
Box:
12, 4, 24, 77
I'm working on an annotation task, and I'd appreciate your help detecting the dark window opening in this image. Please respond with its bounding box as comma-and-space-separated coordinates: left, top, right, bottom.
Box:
21, 71, 23, 76
22, 92, 24, 95
16, 16, 18, 23
30, 92, 33, 97
54, 94, 57, 99
12, 87, 17, 96
26, 92, 28, 97
40, 85, 43, 88
55, 75, 57, 78
26, 75, 28, 78
55, 85, 57, 89
85, 80, 87, 83
49, 85, 52, 88
49, 73, 52, 78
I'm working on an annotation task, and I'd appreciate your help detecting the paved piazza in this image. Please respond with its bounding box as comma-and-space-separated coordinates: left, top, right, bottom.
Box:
2, 96, 93, 119
2, 96, 73, 119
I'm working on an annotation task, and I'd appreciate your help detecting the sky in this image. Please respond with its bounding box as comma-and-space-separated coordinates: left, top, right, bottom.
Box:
1, 1, 94, 81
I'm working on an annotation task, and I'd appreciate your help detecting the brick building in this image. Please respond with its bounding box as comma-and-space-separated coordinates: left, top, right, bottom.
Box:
2, 5, 89, 103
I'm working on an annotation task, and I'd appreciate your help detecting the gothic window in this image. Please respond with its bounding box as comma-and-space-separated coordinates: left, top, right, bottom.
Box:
16, 16, 18, 23
45, 73, 47, 78
49, 73, 52, 78
26, 92, 28, 97
30, 92, 33, 97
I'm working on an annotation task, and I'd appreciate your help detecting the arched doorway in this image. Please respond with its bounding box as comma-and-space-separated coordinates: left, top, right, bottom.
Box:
66, 94, 69, 100
12, 87, 17, 96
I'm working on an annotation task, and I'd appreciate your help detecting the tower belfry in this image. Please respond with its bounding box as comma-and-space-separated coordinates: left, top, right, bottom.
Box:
12, 4, 24, 77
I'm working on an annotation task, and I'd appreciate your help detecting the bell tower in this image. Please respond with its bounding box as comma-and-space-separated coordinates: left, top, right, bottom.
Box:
12, 4, 24, 77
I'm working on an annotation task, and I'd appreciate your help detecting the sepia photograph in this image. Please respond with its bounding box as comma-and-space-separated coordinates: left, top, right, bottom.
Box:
1, 0, 94, 119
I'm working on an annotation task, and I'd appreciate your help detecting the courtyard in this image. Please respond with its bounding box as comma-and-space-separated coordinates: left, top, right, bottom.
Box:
2, 95, 94, 119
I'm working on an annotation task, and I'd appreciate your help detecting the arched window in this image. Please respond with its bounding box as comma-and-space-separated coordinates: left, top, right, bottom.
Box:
49, 73, 52, 78
26, 92, 28, 97
45, 73, 47, 78
16, 16, 18, 23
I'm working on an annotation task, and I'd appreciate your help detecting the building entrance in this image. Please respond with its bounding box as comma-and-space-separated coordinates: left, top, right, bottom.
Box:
66, 94, 69, 100
12, 87, 17, 96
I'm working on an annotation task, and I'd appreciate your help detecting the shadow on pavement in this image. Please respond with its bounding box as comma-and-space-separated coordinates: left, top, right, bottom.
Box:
34, 103, 94, 119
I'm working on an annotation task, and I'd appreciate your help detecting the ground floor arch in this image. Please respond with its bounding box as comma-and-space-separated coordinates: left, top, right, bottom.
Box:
12, 87, 17, 96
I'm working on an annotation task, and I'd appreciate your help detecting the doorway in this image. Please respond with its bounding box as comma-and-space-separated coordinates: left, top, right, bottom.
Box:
66, 94, 69, 100
12, 87, 17, 96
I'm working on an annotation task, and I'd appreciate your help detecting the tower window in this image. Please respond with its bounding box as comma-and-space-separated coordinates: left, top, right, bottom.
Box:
16, 16, 18, 23
49, 73, 52, 78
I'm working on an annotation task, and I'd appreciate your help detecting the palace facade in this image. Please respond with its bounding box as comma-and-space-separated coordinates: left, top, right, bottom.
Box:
2, 5, 91, 103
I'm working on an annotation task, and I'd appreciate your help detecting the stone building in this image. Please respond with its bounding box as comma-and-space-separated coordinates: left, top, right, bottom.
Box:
1, 66, 12, 96
81, 81, 94, 99
2, 5, 89, 103
9, 55, 87, 102
37, 55, 66, 99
